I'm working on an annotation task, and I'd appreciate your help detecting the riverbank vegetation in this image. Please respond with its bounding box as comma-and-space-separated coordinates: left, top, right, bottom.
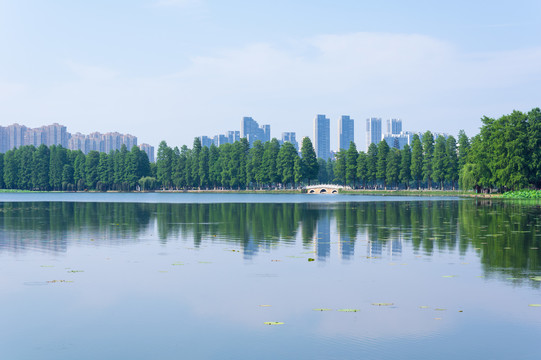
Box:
0, 108, 538, 192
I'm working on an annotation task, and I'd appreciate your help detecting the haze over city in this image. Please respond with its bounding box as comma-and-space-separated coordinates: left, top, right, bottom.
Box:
1, 0, 540, 150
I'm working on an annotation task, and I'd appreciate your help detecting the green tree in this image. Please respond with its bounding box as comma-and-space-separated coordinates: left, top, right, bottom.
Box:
277, 141, 298, 187
366, 143, 378, 188
356, 151, 367, 188
248, 140, 264, 188
300, 137, 318, 185
345, 142, 358, 187
457, 130, 470, 171
4, 150, 19, 189
399, 144, 411, 189
209, 144, 221, 189
386, 148, 400, 189
446, 136, 459, 189
528, 108, 541, 188
199, 146, 210, 189
317, 158, 328, 184
85, 151, 100, 189
410, 134, 423, 189
376, 140, 390, 189
18, 146, 35, 190
156, 141, 173, 189
422, 131, 434, 189
432, 135, 447, 189
333, 150, 346, 185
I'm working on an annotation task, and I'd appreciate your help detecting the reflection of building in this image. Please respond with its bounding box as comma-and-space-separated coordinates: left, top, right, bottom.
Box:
338, 115, 354, 151
338, 231, 354, 260
315, 212, 331, 260
314, 114, 330, 160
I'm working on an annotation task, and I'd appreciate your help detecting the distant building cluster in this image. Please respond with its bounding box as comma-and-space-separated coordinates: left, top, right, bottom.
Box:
367, 117, 448, 151
0, 123, 155, 162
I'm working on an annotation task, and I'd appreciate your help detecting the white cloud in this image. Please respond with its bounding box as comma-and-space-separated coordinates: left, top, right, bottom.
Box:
2, 32, 540, 149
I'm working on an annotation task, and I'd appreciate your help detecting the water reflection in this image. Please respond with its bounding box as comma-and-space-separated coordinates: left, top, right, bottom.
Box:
1, 200, 540, 277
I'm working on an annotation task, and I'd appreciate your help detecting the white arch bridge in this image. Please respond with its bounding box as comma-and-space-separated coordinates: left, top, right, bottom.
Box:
304, 184, 350, 194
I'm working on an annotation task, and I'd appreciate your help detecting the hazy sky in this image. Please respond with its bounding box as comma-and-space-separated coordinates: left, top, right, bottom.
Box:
1, 0, 540, 151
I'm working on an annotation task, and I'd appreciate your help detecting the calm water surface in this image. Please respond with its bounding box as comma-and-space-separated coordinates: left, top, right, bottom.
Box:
1, 194, 540, 359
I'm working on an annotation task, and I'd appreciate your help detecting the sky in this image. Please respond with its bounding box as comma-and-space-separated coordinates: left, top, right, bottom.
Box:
0, 0, 540, 151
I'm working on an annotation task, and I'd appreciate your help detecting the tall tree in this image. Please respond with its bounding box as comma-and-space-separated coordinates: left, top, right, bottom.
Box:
376, 140, 390, 189
432, 135, 447, 189
528, 108, 541, 188
422, 131, 435, 189
85, 151, 100, 189
446, 136, 458, 189
399, 144, 411, 189
199, 146, 210, 189
457, 130, 470, 171
277, 141, 298, 187
300, 137, 318, 185
317, 158, 328, 184
356, 151, 367, 188
410, 134, 423, 189
386, 148, 400, 189
366, 143, 378, 188
4, 150, 19, 189
345, 142, 358, 187
208, 144, 221, 189
333, 150, 346, 185
156, 141, 172, 189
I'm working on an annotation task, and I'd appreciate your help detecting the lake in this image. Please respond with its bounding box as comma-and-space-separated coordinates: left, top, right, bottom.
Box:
1, 193, 540, 359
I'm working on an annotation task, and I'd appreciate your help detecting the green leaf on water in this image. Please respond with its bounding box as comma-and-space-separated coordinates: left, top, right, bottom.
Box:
308, 258, 315, 262
434, 308, 447, 311
371, 303, 394, 306
442, 275, 456, 278
419, 306, 430, 309
263, 322, 284, 325
313, 308, 332, 311
337, 309, 359, 312
171, 262, 184, 266
528, 304, 541, 307
531, 276, 541, 281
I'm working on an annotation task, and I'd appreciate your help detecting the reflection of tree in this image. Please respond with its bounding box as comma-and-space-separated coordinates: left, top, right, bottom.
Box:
2, 200, 541, 284
459, 199, 541, 279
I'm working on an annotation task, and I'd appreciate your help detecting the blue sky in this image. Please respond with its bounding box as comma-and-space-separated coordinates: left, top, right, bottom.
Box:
1, 0, 540, 150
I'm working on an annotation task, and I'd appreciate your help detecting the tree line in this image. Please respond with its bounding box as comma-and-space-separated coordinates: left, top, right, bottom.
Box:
1, 144, 152, 191
0, 107, 538, 192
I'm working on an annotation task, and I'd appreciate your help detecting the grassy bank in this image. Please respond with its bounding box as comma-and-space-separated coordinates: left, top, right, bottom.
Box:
497, 190, 541, 199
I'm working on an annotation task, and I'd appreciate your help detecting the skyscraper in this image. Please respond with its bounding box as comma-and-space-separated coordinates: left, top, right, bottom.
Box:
366, 117, 382, 151
281, 132, 299, 151
313, 114, 330, 160
338, 115, 354, 150
386, 118, 402, 135
240, 117, 271, 146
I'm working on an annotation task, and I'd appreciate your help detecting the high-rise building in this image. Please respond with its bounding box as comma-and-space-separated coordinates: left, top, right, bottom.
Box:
314, 114, 330, 160
338, 115, 354, 150
240, 117, 271, 146
138, 143, 155, 163
281, 132, 299, 151
213, 134, 229, 146
386, 118, 402, 135
366, 117, 382, 151
227, 131, 240, 144
200, 136, 213, 148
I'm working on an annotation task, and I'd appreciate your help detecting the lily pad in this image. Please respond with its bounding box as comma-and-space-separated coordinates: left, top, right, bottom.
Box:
337, 309, 359, 312
259, 305, 272, 307
434, 308, 447, 311
419, 306, 430, 309
528, 304, 541, 307
312, 308, 332, 311
263, 322, 284, 325
308, 258, 315, 262
371, 303, 394, 306
442, 275, 456, 278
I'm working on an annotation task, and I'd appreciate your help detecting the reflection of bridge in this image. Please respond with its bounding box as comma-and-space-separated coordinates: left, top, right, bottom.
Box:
305, 184, 349, 194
